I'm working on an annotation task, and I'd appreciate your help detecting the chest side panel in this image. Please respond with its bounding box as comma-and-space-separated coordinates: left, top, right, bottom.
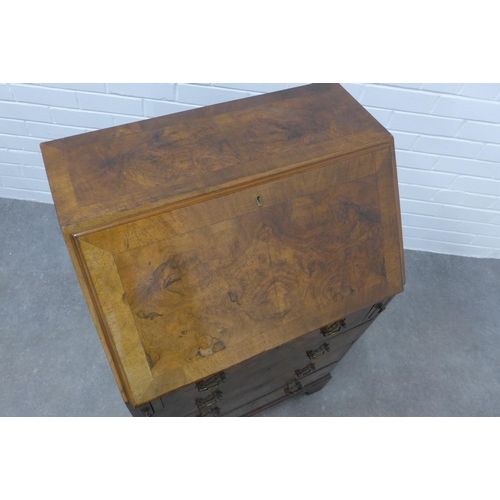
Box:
76, 146, 403, 406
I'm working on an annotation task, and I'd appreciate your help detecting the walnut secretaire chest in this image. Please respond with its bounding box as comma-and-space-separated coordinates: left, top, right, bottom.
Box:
41, 84, 405, 417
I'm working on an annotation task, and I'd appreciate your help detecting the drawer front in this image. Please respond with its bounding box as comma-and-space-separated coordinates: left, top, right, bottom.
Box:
142, 339, 349, 418
189, 319, 371, 417
187, 342, 351, 417
224, 363, 339, 417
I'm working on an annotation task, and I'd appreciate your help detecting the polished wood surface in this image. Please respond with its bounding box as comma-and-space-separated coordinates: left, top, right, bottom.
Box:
40, 84, 404, 411
41, 84, 390, 230
76, 148, 402, 405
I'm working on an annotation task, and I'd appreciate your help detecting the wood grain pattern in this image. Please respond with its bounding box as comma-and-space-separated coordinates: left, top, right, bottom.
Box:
41, 84, 391, 229
114, 209, 283, 373
79, 240, 153, 396
77, 147, 402, 405
260, 172, 385, 324
40, 84, 405, 411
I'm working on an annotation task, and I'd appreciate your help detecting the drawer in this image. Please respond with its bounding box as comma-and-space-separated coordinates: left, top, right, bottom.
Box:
187, 341, 352, 417
134, 336, 351, 418
190, 361, 340, 417
225, 362, 339, 417
189, 319, 373, 417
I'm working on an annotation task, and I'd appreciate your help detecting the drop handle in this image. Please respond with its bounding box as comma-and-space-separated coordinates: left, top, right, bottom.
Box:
196, 372, 226, 392
195, 390, 223, 409
321, 319, 346, 337
284, 380, 303, 395
295, 363, 316, 379
197, 406, 221, 417
306, 343, 330, 359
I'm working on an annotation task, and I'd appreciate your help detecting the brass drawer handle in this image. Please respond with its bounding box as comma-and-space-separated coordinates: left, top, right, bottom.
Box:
306, 343, 330, 359
195, 390, 223, 409
284, 380, 303, 395
367, 301, 387, 320
321, 319, 346, 337
295, 363, 316, 379
196, 372, 226, 392
197, 406, 221, 417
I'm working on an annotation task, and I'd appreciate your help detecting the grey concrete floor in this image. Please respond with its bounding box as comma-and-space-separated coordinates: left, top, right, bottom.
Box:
1, 197, 499, 417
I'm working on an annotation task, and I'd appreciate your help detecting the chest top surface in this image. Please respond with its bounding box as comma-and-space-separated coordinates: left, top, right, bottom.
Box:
41, 84, 390, 230
41, 84, 404, 407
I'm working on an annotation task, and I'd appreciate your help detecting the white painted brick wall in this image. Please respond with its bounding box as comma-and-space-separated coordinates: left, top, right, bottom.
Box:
0, 83, 499, 258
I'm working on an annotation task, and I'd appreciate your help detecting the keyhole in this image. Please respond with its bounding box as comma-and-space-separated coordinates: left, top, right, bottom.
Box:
256, 195, 263, 207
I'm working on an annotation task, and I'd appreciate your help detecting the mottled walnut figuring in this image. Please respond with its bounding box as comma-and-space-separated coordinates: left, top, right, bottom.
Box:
41, 84, 404, 408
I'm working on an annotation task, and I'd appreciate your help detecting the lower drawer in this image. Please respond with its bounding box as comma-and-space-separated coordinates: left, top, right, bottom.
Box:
188, 342, 352, 417
189, 321, 373, 416
224, 362, 339, 417
189, 318, 372, 416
